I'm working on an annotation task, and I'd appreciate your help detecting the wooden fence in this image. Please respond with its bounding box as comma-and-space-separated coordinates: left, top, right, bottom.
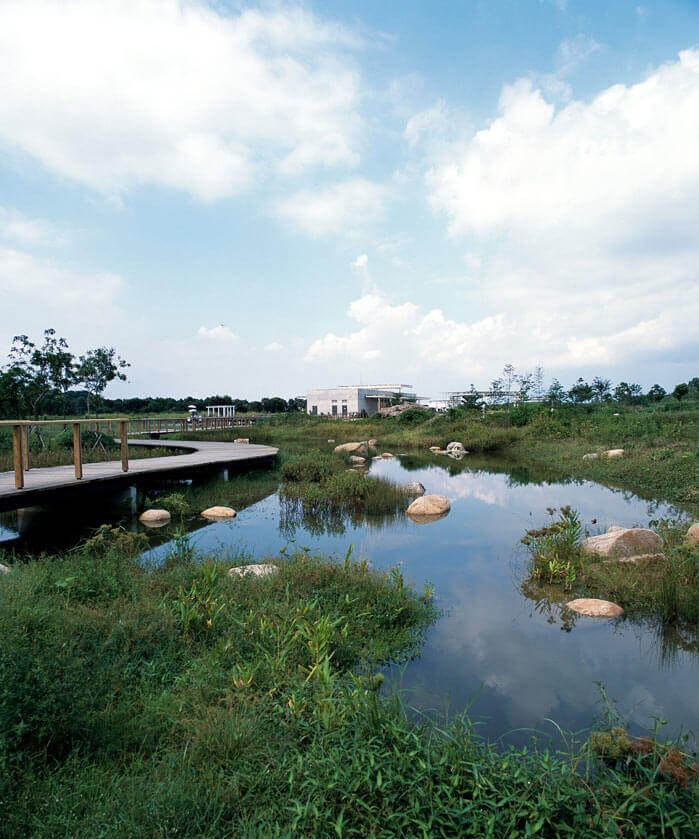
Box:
0, 415, 255, 490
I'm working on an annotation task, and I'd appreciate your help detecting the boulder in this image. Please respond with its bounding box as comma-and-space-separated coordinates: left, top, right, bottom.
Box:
400, 482, 425, 496
139, 508, 171, 524
201, 506, 236, 519
381, 452, 395, 459
228, 564, 279, 579
429, 446, 441, 452
407, 494, 450, 520
0, 563, 10, 574
349, 455, 366, 464
582, 453, 599, 461
581, 527, 662, 559
334, 442, 369, 457
368, 439, 377, 447
234, 438, 250, 444
686, 523, 699, 547
446, 441, 465, 452
566, 598, 624, 618
603, 449, 625, 458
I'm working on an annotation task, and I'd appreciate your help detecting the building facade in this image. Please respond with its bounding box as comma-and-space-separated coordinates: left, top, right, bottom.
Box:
306, 385, 414, 417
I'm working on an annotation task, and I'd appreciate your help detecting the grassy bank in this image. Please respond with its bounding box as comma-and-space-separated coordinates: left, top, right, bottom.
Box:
521, 508, 699, 624
0, 541, 696, 837
182, 405, 697, 512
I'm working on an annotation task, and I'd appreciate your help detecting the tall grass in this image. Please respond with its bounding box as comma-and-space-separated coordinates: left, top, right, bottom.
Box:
0, 543, 695, 837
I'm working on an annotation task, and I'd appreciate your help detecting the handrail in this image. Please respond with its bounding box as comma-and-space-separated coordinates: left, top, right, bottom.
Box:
2, 414, 256, 490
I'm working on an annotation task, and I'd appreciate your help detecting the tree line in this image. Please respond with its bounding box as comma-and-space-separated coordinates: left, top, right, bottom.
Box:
458, 364, 698, 408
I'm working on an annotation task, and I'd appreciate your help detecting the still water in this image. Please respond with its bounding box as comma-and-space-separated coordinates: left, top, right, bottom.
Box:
2, 453, 697, 745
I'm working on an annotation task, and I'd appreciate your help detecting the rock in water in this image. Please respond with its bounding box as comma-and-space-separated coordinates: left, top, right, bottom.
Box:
407, 494, 450, 522
400, 482, 426, 495
228, 564, 279, 579
348, 455, 366, 464
581, 527, 662, 559
334, 442, 369, 457
566, 598, 624, 618
368, 439, 377, 447
139, 509, 171, 524
686, 523, 699, 547
201, 506, 236, 519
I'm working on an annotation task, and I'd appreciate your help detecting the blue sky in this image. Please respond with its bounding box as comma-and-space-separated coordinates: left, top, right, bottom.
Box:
1, 0, 698, 399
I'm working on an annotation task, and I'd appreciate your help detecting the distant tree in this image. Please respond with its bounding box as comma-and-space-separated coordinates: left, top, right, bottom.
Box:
489, 377, 505, 405
688, 377, 699, 398
517, 373, 534, 401
261, 397, 287, 413
672, 382, 689, 402
546, 379, 566, 405
76, 347, 129, 416
568, 378, 593, 403
287, 397, 306, 412
503, 363, 516, 403
646, 383, 666, 402
534, 366, 545, 399
460, 384, 483, 410
613, 381, 642, 404
591, 377, 611, 402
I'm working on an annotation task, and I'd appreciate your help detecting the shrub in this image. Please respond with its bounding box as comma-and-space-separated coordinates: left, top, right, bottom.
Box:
281, 451, 344, 483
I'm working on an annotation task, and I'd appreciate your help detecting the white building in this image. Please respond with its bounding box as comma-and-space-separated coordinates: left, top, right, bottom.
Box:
306, 384, 415, 417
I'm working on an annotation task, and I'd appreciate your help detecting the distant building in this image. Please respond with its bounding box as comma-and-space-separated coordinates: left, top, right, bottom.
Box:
306, 384, 416, 417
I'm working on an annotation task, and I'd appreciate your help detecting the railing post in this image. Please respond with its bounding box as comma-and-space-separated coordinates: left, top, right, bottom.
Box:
22, 424, 30, 471
12, 424, 24, 489
73, 422, 82, 479
119, 420, 129, 472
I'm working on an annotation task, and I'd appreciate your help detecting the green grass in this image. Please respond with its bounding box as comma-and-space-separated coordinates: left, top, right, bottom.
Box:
0, 542, 695, 838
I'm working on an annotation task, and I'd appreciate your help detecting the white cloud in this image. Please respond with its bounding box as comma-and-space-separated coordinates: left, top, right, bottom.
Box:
0, 207, 65, 247
0, 0, 363, 201
352, 254, 369, 271
197, 325, 240, 344
264, 341, 284, 352
273, 178, 386, 236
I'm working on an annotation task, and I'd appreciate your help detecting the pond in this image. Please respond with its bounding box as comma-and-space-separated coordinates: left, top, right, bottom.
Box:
1, 451, 696, 746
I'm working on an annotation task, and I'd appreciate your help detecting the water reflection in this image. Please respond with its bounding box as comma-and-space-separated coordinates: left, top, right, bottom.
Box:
2, 450, 696, 743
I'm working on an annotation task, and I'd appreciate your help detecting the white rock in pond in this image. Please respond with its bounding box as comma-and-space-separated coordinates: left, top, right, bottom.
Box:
581, 527, 662, 559
566, 598, 624, 618
201, 506, 236, 519
686, 522, 699, 547
234, 438, 250, 444
139, 508, 171, 524
0, 563, 10, 574
400, 482, 426, 496
446, 441, 465, 452
228, 564, 279, 579
603, 449, 625, 458
582, 453, 599, 461
349, 455, 366, 464
381, 452, 395, 459
334, 442, 369, 457
407, 494, 450, 520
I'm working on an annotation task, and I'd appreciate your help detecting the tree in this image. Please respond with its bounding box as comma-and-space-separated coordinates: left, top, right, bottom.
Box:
591, 377, 611, 402
546, 379, 566, 405
672, 382, 689, 402
502, 363, 516, 403
460, 384, 483, 410
534, 366, 545, 399
516, 373, 534, 401
76, 347, 129, 416
647, 384, 666, 403
489, 378, 505, 405
5, 329, 75, 417
568, 378, 593, 403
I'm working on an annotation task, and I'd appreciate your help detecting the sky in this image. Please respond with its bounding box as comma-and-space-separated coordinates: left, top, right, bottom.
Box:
1, 0, 698, 400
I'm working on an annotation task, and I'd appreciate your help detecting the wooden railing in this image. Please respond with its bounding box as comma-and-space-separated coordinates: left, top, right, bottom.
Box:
0, 414, 255, 490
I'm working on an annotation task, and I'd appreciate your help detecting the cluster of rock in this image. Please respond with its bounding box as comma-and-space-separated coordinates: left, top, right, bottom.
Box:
138, 505, 237, 527
429, 441, 469, 458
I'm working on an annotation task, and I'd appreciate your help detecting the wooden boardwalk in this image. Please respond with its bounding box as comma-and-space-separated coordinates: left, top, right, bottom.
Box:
0, 438, 278, 511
